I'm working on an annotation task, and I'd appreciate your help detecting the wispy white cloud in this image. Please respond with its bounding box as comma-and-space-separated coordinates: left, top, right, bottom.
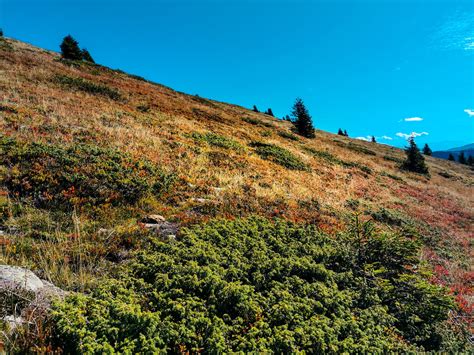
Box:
356, 135, 392, 141
396, 132, 429, 140
464, 108, 474, 117
432, 12, 474, 52
404, 117, 423, 122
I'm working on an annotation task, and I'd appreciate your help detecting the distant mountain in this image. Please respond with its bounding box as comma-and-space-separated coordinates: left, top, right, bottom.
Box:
432, 143, 474, 160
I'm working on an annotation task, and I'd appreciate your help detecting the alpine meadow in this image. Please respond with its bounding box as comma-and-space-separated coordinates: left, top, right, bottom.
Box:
0, 2, 473, 352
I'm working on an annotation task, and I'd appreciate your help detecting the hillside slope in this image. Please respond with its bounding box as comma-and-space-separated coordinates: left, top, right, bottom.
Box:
0, 37, 473, 352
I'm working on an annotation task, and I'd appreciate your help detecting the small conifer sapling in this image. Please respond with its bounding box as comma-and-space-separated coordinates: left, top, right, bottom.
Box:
291, 98, 315, 138
401, 137, 429, 174
422, 144, 432, 156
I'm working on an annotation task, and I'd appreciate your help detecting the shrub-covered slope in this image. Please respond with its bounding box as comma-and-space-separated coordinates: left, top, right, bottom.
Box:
0, 37, 472, 352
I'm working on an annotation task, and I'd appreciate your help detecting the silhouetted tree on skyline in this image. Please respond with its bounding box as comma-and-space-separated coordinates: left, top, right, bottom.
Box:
422, 144, 432, 156
401, 137, 428, 174
291, 98, 315, 138
467, 155, 474, 166
81, 48, 95, 63
60, 35, 83, 60
253, 105, 259, 113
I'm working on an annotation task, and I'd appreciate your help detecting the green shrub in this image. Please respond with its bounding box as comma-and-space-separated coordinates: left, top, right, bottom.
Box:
0, 137, 175, 209
345, 143, 377, 156
191, 95, 217, 108
260, 129, 272, 137
303, 147, 372, 174
242, 117, 273, 128
0, 36, 13, 51
438, 171, 454, 179
190, 132, 243, 151
136, 104, 151, 113
251, 142, 309, 171
54, 74, 121, 100
369, 207, 407, 226
52, 216, 458, 353
383, 155, 403, 163
0, 104, 17, 114
278, 131, 299, 141
381, 171, 404, 182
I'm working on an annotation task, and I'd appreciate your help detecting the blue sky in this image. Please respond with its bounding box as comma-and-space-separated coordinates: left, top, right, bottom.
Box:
1, 0, 473, 150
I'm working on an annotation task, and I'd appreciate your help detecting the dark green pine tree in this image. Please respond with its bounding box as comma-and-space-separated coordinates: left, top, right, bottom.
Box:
401, 137, 429, 174
343, 129, 348, 137
448, 153, 455, 161
422, 143, 432, 156
458, 151, 466, 164
60, 35, 83, 60
371, 136, 376, 143
265, 108, 274, 116
253, 105, 259, 113
81, 48, 95, 63
467, 155, 474, 166
338, 128, 344, 136
291, 98, 315, 138
0, 28, 3, 37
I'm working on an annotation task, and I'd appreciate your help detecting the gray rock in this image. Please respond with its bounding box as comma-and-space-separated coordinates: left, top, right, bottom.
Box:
141, 214, 166, 224
144, 221, 179, 237
0, 265, 65, 318
0, 265, 44, 293
140, 215, 179, 240
98, 228, 112, 236
2, 315, 26, 331
191, 198, 211, 204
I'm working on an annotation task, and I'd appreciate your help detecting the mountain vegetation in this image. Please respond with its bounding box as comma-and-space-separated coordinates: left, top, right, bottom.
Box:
60, 35, 94, 62
401, 137, 429, 175
423, 143, 432, 156
291, 98, 315, 138
0, 37, 472, 353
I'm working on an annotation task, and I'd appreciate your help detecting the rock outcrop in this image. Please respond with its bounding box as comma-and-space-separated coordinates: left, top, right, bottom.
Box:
0, 265, 65, 330
140, 215, 179, 241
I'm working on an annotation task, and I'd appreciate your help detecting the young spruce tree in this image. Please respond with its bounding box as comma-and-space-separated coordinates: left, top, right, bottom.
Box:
467, 155, 474, 166
338, 128, 344, 136
60, 35, 83, 60
422, 143, 432, 156
81, 48, 95, 63
291, 98, 315, 138
253, 105, 259, 113
265, 108, 274, 116
371, 136, 376, 143
448, 153, 455, 161
401, 137, 429, 174
458, 151, 466, 164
